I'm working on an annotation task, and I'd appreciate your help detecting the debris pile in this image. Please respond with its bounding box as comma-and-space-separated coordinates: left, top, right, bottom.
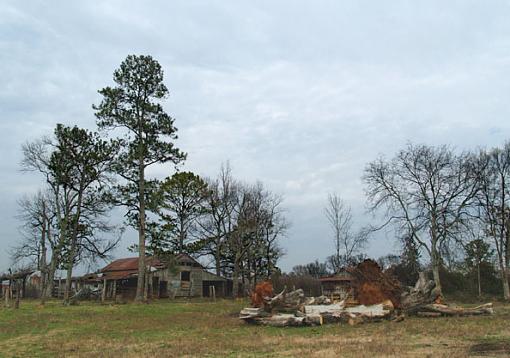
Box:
240, 260, 494, 327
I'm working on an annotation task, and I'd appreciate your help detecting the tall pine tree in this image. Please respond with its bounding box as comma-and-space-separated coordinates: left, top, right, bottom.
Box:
94, 55, 186, 301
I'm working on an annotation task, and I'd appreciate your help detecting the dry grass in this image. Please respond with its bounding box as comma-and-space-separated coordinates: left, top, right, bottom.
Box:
0, 299, 509, 357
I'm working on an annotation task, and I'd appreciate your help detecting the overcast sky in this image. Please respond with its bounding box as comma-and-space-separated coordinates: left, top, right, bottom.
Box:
1, 1, 510, 273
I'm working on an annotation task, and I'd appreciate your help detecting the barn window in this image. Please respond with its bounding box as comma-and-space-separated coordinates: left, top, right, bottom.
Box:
180, 271, 190, 282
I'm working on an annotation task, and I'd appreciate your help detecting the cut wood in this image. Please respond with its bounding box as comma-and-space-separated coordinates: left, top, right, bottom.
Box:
304, 302, 345, 315
263, 288, 307, 312
257, 314, 306, 327
345, 303, 391, 318
239, 307, 270, 320
419, 303, 493, 316
400, 272, 440, 313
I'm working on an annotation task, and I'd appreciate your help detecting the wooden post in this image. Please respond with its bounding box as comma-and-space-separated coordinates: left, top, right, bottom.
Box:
4, 284, 10, 308
212, 285, 216, 301
58, 278, 62, 298
14, 280, 20, 309
156, 277, 160, 299
112, 280, 117, 301
22, 277, 26, 299
101, 279, 107, 303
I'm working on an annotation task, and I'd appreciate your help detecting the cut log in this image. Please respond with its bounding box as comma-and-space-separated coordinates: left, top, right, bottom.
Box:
258, 314, 306, 327
345, 303, 391, 318
239, 307, 270, 320
304, 296, 332, 305
304, 314, 323, 326
304, 302, 345, 315
419, 303, 493, 317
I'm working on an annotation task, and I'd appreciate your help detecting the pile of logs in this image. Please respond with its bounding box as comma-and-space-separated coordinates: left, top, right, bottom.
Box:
240, 287, 397, 326
240, 265, 494, 327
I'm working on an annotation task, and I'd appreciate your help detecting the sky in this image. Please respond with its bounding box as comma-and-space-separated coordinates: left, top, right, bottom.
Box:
1, 0, 510, 273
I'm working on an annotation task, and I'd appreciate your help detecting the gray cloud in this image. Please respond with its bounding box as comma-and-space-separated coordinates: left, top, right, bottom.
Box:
1, 1, 510, 272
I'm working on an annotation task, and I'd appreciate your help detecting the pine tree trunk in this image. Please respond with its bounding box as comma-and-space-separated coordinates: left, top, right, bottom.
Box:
39, 220, 47, 304
64, 189, 84, 305
63, 238, 77, 304
136, 158, 146, 302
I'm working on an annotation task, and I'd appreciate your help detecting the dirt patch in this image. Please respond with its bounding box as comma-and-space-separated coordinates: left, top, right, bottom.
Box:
469, 340, 510, 356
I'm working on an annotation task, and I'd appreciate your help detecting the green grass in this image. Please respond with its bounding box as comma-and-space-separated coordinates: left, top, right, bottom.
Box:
0, 299, 509, 357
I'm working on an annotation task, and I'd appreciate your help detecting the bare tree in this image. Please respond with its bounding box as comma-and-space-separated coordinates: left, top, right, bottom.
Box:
475, 143, 510, 300
200, 163, 239, 276
21, 137, 71, 300
11, 191, 54, 303
363, 144, 480, 295
324, 193, 367, 272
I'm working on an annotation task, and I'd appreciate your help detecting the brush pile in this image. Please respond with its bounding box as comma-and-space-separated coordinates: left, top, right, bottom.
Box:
240, 260, 494, 327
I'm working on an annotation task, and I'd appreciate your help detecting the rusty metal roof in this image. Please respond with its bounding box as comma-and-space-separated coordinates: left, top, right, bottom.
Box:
319, 272, 355, 282
100, 254, 202, 273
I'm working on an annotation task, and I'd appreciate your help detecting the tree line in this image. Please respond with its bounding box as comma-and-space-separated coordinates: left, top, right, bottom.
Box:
295, 143, 510, 300
10, 54, 510, 304
10, 55, 287, 304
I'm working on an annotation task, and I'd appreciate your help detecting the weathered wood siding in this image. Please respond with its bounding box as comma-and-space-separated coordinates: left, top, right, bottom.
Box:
153, 266, 204, 297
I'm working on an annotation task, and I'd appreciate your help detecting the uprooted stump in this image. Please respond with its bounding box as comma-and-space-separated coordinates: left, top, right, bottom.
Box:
251, 281, 274, 308
347, 259, 403, 308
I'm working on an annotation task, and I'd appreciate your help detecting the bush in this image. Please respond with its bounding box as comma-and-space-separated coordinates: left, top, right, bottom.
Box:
271, 272, 322, 297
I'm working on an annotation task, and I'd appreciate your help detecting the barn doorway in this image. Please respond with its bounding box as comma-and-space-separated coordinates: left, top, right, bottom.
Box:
159, 280, 168, 298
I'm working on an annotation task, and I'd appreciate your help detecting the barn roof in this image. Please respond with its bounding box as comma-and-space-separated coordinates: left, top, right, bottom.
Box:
100, 254, 202, 275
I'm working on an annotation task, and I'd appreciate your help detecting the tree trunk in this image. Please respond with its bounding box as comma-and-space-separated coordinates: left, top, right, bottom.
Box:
39, 213, 47, 302
501, 267, 510, 301
64, 189, 84, 305
40, 270, 46, 305
215, 238, 221, 276
431, 263, 442, 296
430, 237, 442, 296
233, 254, 240, 298
63, 238, 77, 304
44, 254, 58, 299
477, 259, 482, 298
143, 270, 150, 301
135, 159, 146, 302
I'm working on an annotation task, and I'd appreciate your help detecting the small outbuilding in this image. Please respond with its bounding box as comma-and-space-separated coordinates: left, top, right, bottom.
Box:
319, 270, 355, 300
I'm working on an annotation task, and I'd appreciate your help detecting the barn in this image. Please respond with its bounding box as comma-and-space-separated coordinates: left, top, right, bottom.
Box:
99, 254, 229, 300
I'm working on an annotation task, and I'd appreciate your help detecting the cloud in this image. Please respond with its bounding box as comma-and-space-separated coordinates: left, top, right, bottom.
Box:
2, 1, 510, 272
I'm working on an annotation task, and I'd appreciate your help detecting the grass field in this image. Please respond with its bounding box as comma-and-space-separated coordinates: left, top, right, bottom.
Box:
0, 299, 509, 357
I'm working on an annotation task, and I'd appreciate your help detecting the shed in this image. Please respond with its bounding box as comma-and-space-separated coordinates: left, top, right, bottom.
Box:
319, 270, 355, 300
